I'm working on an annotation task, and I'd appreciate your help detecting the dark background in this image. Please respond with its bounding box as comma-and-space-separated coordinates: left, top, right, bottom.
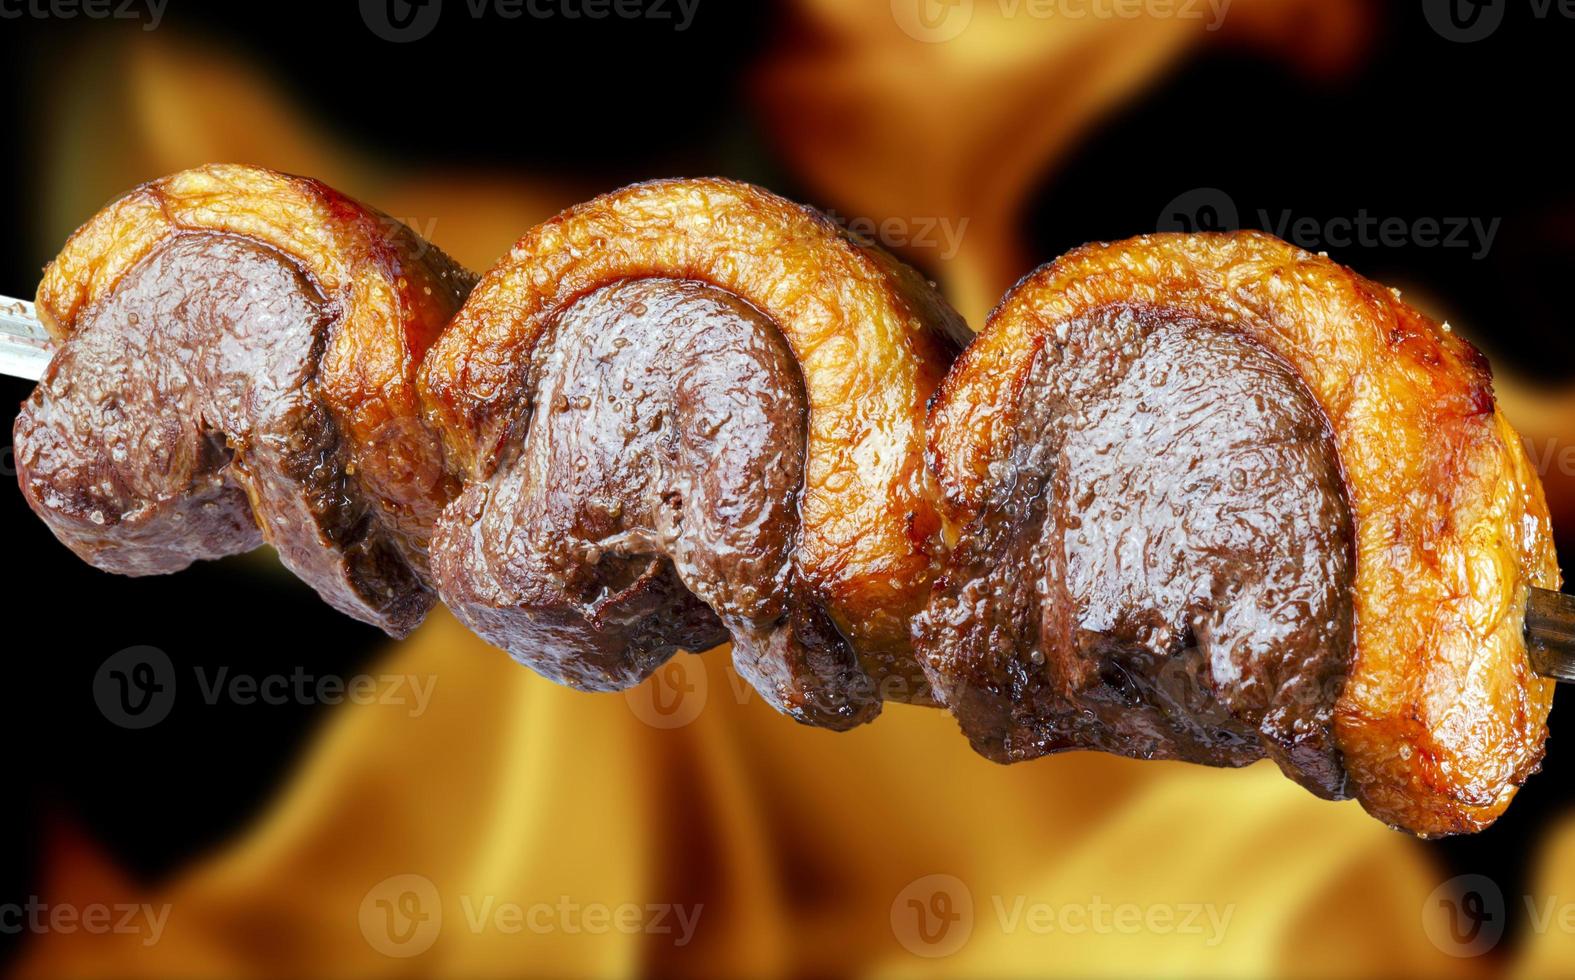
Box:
1, 0, 1571, 971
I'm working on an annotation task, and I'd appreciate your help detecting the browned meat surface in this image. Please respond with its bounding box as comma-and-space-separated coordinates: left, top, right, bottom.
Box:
16, 234, 432, 632
421, 178, 968, 727
916, 306, 1356, 797
14, 169, 1564, 835
925, 232, 1559, 835
432, 278, 875, 729
15, 165, 474, 636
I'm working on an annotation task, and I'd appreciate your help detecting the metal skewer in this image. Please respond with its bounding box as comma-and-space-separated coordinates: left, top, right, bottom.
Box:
0, 295, 49, 381
1, 291, 1574, 681
1526, 588, 1575, 682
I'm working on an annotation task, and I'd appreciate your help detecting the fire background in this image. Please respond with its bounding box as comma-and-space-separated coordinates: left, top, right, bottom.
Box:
1, 1, 1574, 976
